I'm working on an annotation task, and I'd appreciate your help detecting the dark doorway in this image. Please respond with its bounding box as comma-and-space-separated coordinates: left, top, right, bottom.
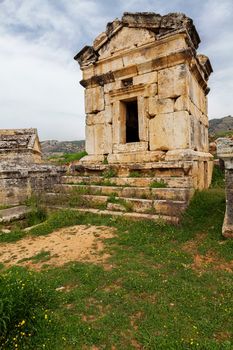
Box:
125, 100, 139, 143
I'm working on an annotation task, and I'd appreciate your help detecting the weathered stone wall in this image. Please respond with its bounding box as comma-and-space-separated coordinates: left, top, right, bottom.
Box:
0, 163, 64, 206
0, 128, 42, 163
0, 129, 65, 206
217, 138, 233, 238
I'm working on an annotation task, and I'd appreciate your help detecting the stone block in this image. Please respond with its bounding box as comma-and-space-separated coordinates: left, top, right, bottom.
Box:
86, 112, 105, 125
98, 27, 155, 59
95, 56, 124, 75
93, 31, 108, 51
82, 65, 95, 80
112, 101, 126, 144
94, 124, 105, 154
104, 123, 113, 154
108, 151, 165, 164
158, 64, 188, 99
174, 95, 189, 112
188, 71, 207, 114
149, 111, 190, 151
86, 123, 107, 155
80, 155, 105, 164
104, 105, 113, 124
153, 200, 186, 216
85, 86, 104, 113
133, 71, 158, 85
104, 80, 121, 94
114, 65, 138, 80
107, 202, 127, 212
85, 125, 95, 154
148, 97, 174, 116
113, 142, 148, 154
143, 83, 158, 97
138, 96, 149, 141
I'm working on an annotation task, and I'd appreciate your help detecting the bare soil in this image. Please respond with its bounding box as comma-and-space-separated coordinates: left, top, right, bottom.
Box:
182, 233, 233, 272
0, 225, 115, 270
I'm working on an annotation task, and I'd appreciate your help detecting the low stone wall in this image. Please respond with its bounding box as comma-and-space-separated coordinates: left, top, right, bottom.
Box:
0, 163, 65, 206
217, 138, 233, 238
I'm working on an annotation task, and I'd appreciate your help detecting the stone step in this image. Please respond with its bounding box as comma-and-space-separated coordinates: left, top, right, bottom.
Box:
55, 184, 193, 201
81, 194, 187, 216
46, 192, 187, 216
61, 175, 193, 188
0, 205, 30, 223
48, 206, 179, 224
71, 161, 193, 177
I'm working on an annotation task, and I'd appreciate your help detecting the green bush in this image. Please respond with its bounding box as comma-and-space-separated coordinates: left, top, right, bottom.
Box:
0, 267, 58, 349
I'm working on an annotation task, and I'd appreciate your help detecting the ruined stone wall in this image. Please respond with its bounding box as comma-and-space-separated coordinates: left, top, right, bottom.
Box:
0, 164, 64, 206
0, 129, 64, 206
0, 128, 42, 163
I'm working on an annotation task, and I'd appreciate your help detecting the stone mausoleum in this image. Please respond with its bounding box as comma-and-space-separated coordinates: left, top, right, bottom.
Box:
75, 12, 213, 190
0, 129, 64, 206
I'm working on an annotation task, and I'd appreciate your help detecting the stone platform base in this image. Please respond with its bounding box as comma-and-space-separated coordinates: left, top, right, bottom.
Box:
45, 160, 202, 223
80, 149, 213, 191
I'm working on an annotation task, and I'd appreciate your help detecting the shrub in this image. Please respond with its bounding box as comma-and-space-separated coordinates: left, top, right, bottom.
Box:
150, 180, 168, 188
0, 267, 58, 349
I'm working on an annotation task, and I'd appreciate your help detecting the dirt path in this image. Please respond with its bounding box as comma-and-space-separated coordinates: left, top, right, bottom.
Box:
0, 225, 115, 270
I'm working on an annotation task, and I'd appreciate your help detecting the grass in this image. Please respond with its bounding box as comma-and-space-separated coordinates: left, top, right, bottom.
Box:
129, 171, 141, 178
18, 250, 52, 264
102, 168, 117, 178
210, 130, 233, 141
0, 205, 15, 210
150, 179, 168, 188
211, 165, 225, 188
107, 194, 133, 212
0, 187, 233, 349
0, 267, 59, 349
48, 151, 87, 165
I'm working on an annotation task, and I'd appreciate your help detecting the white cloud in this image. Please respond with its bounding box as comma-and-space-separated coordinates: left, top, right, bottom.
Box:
0, 33, 84, 140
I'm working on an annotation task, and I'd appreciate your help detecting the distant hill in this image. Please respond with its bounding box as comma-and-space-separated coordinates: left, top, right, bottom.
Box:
41, 140, 85, 156
209, 115, 233, 136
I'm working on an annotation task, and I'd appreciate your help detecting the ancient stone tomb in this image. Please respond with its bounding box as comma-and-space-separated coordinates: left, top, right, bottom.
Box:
75, 12, 213, 190
0, 129, 64, 206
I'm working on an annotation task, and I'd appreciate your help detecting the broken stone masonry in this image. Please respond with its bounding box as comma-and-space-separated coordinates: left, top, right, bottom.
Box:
67, 12, 213, 221
0, 129, 64, 206
217, 139, 233, 238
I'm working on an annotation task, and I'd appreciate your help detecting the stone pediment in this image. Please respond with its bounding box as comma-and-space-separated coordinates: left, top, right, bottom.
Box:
0, 128, 41, 161
75, 12, 200, 68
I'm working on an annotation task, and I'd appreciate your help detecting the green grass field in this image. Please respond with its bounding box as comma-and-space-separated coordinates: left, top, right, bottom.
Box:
0, 187, 232, 349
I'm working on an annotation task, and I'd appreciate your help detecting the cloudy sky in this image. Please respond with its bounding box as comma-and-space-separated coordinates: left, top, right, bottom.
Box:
0, 0, 232, 140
